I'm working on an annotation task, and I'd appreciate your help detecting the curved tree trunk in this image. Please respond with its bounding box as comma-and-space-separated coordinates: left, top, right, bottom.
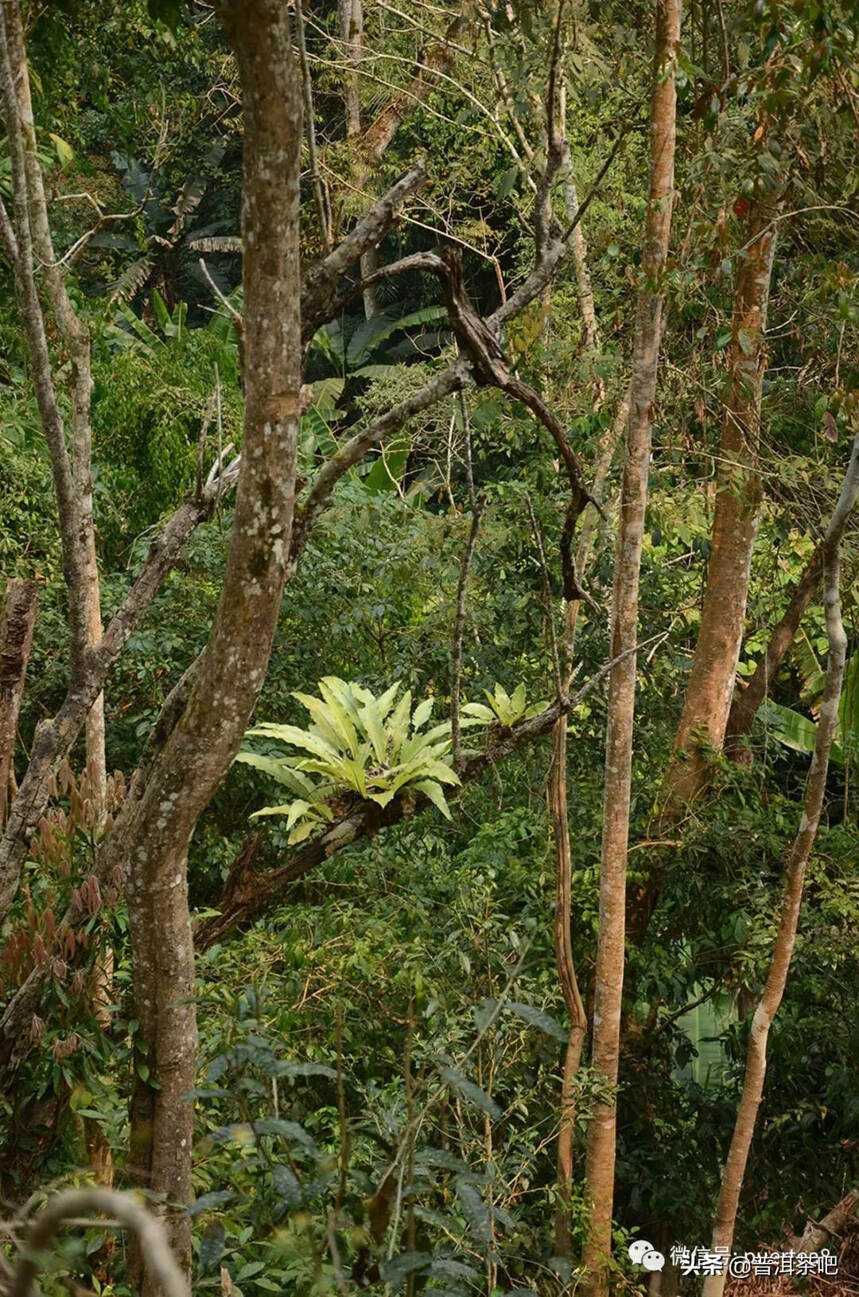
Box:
580, 3, 680, 1292
662, 193, 780, 809
702, 429, 859, 1297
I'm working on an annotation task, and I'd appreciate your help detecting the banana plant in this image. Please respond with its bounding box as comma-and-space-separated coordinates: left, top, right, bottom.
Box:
760, 650, 858, 766
461, 682, 549, 728
236, 679, 466, 844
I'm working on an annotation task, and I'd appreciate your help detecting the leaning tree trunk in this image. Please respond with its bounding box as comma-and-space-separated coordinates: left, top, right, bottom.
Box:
724, 540, 823, 758
702, 428, 859, 1297
580, 3, 679, 1294
118, 2, 304, 1289
662, 192, 780, 809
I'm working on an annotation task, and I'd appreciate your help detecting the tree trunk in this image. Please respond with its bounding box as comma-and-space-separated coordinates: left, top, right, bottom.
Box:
1, 0, 111, 1184
0, 580, 38, 827
119, 3, 304, 1288
702, 429, 859, 1297
663, 193, 780, 808
796, 1188, 859, 1254
580, 3, 679, 1293
338, 0, 378, 317
552, 700, 588, 1259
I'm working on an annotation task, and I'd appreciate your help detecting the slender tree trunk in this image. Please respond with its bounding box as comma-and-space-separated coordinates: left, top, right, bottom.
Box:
580, 3, 679, 1293
2, 5, 105, 789
339, 0, 378, 318
120, 3, 304, 1288
662, 194, 780, 808
552, 693, 587, 1259
702, 429, 859, 1297
1, 0, 111, 1183
0, 580, 38, 827
553, 406, 626, 1258
559, 83, 600, 356
725, 542, 823, 757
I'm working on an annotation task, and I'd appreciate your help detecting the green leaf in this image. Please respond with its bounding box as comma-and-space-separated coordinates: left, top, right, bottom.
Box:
438, 1066, 500, 1118
412, 779, 453, 819
233, 752, 316, 797
506, 1001, 568, 1041
412, 697, 434, 729
462, 702, 496, 721
380, 1252, 432, 1285
272, 1163, 303, 1205
186, 1189, 237, 1217
48, 133, 74, 166
454, 1179, 493, 1242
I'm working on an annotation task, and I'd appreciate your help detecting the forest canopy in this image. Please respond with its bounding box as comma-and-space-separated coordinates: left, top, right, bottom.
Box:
0, 1, 858, 1296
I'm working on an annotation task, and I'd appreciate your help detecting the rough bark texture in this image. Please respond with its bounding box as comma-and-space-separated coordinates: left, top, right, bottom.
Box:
580, 3, 679, 1293
121, 3, 304, 1287
796, 1189, 859, 1254
663, 194, 780, 807
701, 430, 859, 1297
0, 580, 38, 826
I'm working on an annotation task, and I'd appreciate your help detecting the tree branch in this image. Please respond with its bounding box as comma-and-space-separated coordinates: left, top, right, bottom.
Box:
9, 1188, 188, 1297
0, 459, 239, 927
196, 633, 667, 948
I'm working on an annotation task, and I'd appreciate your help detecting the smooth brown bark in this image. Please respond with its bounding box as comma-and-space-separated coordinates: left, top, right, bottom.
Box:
702, 430, 859, 1297
554, 403, 624, 1257
0, 580, 38, 827
10, 1188, 189, 1297
663, 193, 780, 807
581, 2, 679, 1292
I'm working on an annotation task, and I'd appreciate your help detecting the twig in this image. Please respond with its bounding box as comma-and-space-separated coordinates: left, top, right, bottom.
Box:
294, 0, 332, 251
525, 495, 563, 702
450, 491, 485, 771
198, 258, 242, 322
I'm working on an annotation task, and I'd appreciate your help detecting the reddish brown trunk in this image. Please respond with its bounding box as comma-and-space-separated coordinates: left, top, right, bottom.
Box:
664, 195, 779, 807
580, 3, 679, 1293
